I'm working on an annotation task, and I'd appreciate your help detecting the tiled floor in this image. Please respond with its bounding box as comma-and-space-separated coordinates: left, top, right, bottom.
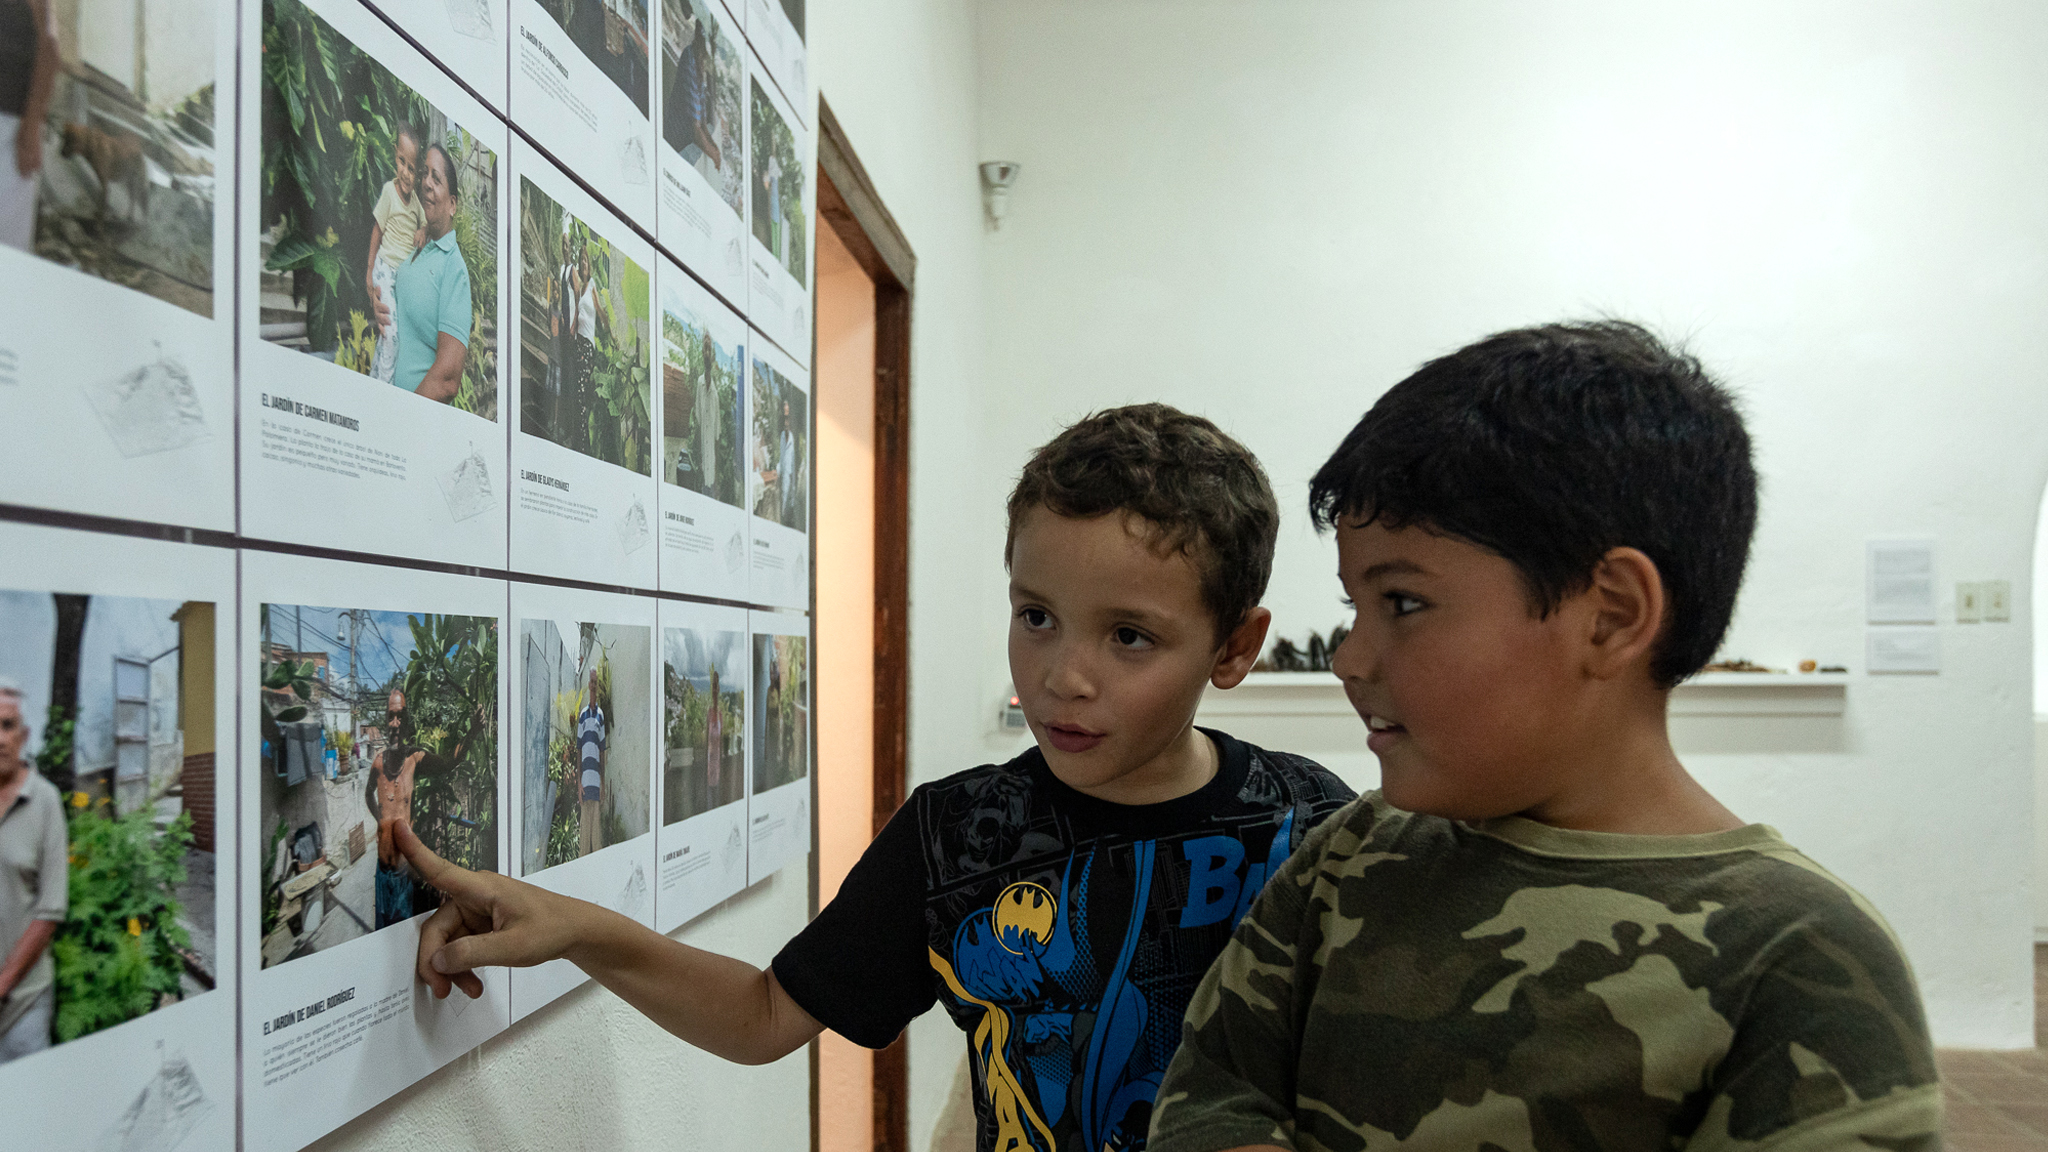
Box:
1939, 944, 2048, 1151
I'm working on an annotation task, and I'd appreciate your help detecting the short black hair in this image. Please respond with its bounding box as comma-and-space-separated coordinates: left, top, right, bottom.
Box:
1308, 320, 1756, 687
424, 140, 458, 202
1006, 403, 1278, 639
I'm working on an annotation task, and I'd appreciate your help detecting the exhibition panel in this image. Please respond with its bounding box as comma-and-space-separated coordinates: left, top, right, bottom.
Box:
0, 0, 236, 530
653, 597, 751, 932
241, 0, 511, 567
0, 523, 237, 1152
655, 0, 751, 305
745, 69, 814, 365
745, 610, 808, 885
657, 253, 753, 601
506, 581, 660, 1021
508, 139, 661, 590
747, 331, 810, 611
238, 550, 512, 1152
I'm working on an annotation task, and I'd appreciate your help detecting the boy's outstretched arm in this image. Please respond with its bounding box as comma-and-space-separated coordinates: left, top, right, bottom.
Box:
397, 824, 824, 1065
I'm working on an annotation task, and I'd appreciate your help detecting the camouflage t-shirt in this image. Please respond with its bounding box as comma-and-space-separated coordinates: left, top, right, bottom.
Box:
1150, 793, 1940, 1152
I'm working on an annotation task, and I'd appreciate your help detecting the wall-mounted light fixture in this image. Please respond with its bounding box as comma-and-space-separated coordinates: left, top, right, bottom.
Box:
980, 161, 1020, 229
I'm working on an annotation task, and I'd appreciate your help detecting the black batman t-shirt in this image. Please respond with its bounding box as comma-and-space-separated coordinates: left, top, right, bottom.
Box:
772, 729, 1354, 1152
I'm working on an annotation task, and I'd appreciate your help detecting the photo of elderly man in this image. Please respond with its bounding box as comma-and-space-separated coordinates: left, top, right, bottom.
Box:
0, 677, 65, 1065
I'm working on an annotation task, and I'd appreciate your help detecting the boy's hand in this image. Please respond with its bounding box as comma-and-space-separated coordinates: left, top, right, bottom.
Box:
397, 823, 581, 1000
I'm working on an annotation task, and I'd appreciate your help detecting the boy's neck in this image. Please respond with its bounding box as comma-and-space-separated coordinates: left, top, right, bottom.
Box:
1055, 724, 1220, 807
1515, 689, 1744, 836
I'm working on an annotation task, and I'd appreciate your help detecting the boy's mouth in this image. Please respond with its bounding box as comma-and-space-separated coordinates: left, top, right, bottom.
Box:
1042, 723, 1105, 755
1363, 712, 1406, 753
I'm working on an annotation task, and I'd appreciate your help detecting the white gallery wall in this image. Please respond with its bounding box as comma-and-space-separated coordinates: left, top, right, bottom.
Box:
974, 0, 2048, 1048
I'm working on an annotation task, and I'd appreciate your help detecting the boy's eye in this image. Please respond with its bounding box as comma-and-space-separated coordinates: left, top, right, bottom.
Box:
1112, 626, 1154, 650
1385, 592, 1425, 617
1017, 607, 1052, 631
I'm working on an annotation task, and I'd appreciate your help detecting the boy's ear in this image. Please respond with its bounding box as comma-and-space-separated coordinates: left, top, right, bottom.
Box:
1211, 606, 1272, 690
1582, 547, 1666, 681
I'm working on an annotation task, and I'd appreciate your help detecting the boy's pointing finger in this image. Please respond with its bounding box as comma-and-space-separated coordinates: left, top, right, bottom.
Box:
396, 821, 473, 894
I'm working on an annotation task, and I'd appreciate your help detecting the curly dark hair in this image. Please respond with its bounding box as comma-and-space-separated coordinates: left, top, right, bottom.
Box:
1308, 320, 1757, 688
1005, 403, 1278, 637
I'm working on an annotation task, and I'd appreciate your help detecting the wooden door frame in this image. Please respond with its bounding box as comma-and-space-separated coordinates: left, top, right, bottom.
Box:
814, 96, 916, 1152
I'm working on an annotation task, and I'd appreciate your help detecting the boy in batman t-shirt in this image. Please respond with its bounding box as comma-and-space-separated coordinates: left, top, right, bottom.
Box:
398, 404, 1355, 1152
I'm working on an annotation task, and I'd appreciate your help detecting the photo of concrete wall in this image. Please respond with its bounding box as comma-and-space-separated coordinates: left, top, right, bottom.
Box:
520, 618, 650, 872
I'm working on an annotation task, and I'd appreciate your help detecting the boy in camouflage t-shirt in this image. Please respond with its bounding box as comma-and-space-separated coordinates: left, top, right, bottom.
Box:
1150, 323, 1940, 1152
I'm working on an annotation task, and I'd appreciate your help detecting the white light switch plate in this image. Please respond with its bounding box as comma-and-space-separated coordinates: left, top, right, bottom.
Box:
1956, 582, 1983, 623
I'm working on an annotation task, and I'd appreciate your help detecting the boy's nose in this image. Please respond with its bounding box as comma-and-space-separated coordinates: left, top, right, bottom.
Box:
1329, 626, 1374, 682
1042, 645, 1095, 699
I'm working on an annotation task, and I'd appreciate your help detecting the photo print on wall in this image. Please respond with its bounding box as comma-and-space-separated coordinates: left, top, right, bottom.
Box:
6, 0, 219, 317
746, 612, 807, 884
507, 583, 655, 1021
0, 524, 237, 1152
748, 77, 804, 290
0, 590, 219, 1046
0, 0, 236, 530
654, 0, 746, 300
663, 623, 744, 825
259, 0, 502, 419
653, 599, 749, 931
745, 73, 809, 364
239, 0, 510, 569
518, 618, 653, 874
746, 333, 808, 610
254, 603, 498, 970
657, 255, 749, 600
518, 179, 653, 477
509, 141, 659, 589
238, 553, 508, 1152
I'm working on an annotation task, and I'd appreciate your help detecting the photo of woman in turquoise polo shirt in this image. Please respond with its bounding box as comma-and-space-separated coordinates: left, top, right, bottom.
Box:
388, 142, 474, 402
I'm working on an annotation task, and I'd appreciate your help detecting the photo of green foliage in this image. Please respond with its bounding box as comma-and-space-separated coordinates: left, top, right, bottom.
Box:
0, 590, 217, 1049
749, 78, 806, 287
660, 305, 743, 506
662, 626, 744, 825
750, 353, 808, 530
256, 604, 497, 969
259, 0, 501, 418
518, 178, 653, 475
750, 633, 806, 794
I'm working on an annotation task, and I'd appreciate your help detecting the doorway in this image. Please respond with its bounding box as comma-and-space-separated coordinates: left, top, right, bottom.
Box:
811, 99, 915, 1152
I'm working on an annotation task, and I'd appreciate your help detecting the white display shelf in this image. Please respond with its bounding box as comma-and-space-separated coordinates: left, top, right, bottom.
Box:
1199, 670, 1848, 718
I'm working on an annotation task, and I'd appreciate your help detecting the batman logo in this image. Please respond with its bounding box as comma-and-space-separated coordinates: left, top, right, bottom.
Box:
993, 881, 1057, 956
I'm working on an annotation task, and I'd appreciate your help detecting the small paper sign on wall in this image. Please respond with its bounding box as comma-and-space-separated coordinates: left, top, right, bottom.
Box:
1866, 538, 1937, 624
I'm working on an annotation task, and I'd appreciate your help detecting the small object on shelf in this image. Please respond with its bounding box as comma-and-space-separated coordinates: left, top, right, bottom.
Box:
1798, 660, 1818, 673
1700, 658, 1779, 673
1819, 665, 1847, 673
1260, 623, 1351, 673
